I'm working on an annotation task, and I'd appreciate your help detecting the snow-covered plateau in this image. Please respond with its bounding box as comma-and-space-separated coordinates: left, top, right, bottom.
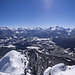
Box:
44, 63, 75, 75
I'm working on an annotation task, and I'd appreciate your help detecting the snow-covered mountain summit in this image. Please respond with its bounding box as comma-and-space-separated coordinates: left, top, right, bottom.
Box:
47, 26, 65, 31
44, 63, 75, 75
0, 50, 25, 75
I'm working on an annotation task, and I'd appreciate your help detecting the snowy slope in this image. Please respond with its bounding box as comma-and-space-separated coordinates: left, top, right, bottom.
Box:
0, 50, 25, 75
44, 63, 75, 75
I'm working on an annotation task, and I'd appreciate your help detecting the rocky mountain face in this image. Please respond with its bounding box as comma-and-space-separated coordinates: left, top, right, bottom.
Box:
26, 49, 75, 75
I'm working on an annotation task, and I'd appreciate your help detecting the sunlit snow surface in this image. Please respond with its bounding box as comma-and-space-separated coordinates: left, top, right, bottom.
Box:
44, 63, 75, 75
0, 50, 25, 75
27, 46, 39, 50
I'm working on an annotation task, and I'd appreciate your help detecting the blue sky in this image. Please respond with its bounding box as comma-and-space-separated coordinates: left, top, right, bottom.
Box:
0, 0, 75, 28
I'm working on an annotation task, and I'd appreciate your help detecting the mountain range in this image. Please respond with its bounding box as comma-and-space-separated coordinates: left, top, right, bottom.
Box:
0, 26, 75, 38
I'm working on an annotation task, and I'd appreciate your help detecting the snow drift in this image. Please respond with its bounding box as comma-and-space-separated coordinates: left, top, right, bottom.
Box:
0, 50, 24, 75
44, 63, 75, 75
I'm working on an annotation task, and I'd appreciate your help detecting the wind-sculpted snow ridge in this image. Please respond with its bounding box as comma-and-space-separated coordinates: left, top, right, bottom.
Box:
0, 50, 26, 75
44, 63, 75, 75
